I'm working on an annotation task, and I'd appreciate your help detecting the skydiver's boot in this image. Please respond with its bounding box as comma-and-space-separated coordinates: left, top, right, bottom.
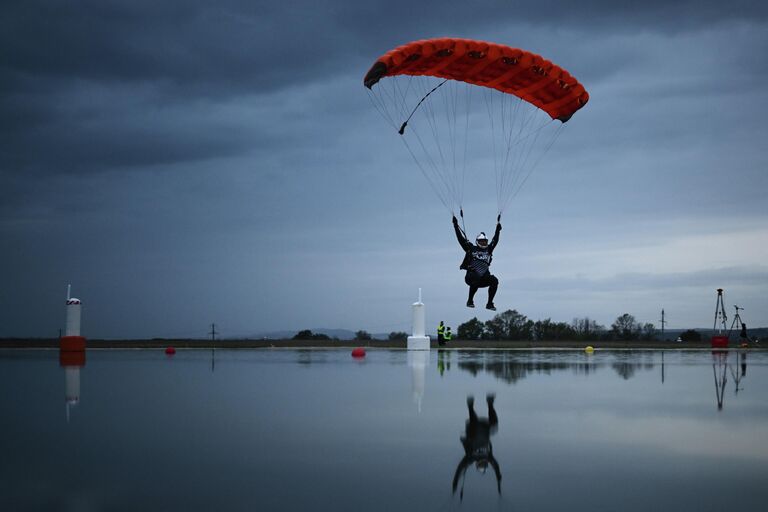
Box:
486, 277, 498, 311
467, 286, 478, 308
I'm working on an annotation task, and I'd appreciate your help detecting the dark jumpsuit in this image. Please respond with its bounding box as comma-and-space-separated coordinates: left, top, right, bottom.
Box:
453, 218, 501, 306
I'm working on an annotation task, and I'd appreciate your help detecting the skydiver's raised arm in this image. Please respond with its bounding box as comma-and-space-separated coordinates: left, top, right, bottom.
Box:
489, 215, 502, 251
452, 455, 471, 494
489, 454, 502, 493
453, 216, 471, 251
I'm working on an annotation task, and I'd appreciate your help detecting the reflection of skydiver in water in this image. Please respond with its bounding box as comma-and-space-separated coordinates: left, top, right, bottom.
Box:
452, 394, 501, 499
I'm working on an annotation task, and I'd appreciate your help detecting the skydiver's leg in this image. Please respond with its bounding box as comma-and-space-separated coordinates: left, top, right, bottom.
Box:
487, 275, 498, 305
465, 273, 479, 307
487, 394, 498, 428
467, 395, 478, 423
467, 286, 479, 306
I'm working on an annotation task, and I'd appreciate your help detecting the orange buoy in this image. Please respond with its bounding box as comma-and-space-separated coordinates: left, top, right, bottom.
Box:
351, 347, 366, 358
165, 347, 176, 355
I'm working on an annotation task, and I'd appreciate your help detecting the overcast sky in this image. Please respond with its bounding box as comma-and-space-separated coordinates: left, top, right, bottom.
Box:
2, 1, 767, 339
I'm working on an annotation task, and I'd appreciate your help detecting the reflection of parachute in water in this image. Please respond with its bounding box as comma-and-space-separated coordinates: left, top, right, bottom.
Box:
364, 38, 589, 217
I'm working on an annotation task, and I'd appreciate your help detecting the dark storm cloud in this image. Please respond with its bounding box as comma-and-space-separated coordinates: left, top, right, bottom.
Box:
3, 1, 767, 177
4, 1, 766, 91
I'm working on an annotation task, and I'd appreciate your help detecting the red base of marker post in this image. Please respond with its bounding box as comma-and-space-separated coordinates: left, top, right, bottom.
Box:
60, 336, 86, 352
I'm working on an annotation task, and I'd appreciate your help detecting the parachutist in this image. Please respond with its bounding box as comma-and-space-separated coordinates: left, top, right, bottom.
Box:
453, 215, 501, 310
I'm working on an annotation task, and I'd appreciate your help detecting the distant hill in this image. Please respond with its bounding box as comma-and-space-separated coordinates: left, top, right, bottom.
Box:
251, 328, 356, 340
250, 328, 396, 341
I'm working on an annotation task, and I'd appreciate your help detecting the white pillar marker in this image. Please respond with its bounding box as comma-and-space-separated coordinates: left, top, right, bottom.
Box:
407, 288, 430, 350
65, 284, 82, 337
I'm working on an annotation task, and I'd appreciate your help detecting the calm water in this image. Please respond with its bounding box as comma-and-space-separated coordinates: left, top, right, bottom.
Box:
1, 348, 767, 511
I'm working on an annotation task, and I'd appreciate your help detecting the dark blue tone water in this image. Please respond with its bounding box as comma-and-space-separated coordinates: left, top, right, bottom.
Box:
1, 349, 767, 511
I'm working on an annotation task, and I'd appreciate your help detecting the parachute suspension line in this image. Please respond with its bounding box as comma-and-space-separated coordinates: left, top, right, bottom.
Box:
498, 97, 538, 209
500, 96, 525, 197
420, 78, 464, 211
445, 81, 458, 209
461, 84, 472, 210
370, 76, 570, 218
401, 136, 452, 212
394, 75, 417, 123
411, 126, 452, 208
373, 77, 454, 212
499, 122, 565, 213
444, 80, 464, 211
398, 79, 449, 135
370, 76, 419, 132
366, 87, 398, 131
418, 82, 453, 205
500, 109, 539, 203
482, 89, 501, 212
435, 80, 455, 204
368, 83, 457, 214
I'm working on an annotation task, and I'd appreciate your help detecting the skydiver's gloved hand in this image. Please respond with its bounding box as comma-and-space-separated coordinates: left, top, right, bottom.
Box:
496, 214, 502, 230
452, 215, 459, 226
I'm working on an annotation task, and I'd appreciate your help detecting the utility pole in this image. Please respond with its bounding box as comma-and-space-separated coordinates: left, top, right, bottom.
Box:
208, 324, 217, 373
660, 309, 667, 338
209, 323, 217, 342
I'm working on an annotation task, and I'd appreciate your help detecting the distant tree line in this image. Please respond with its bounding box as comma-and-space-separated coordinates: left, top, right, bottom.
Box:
293, 315, 714, 343
354, 330, 409, 341
293, 329, 333, 341
292, 329, 409, 341
456, 310, 667, 341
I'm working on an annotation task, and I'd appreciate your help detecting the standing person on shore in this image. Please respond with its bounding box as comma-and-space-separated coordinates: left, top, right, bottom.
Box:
437, 321, 445, 346
443, 327, 452, 345
453, 215, 502, 311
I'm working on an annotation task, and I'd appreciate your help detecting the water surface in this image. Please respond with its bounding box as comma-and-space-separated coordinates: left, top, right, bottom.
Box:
1, 349, 766, 511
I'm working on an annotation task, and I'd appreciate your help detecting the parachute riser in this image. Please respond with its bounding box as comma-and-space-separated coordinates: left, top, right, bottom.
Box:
397, 79, 448, 136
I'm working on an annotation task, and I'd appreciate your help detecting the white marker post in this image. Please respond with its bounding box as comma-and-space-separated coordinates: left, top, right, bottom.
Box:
60, 284, 86, 422
407, 288, 430, 351
61, 284, 86, 351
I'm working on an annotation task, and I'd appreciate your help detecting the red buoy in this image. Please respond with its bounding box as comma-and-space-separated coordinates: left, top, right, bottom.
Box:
351, 347, 366, 358
165, 347, 176, 355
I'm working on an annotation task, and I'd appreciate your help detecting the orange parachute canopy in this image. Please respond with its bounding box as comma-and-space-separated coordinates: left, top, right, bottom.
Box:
364, 38, 589, 122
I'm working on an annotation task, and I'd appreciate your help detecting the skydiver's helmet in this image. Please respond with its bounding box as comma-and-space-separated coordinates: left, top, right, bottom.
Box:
475, 460, 489, 474
476, 232, 488, 248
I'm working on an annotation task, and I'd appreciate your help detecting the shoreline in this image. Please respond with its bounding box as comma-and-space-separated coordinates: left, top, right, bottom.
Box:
0, 338, 762, 351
